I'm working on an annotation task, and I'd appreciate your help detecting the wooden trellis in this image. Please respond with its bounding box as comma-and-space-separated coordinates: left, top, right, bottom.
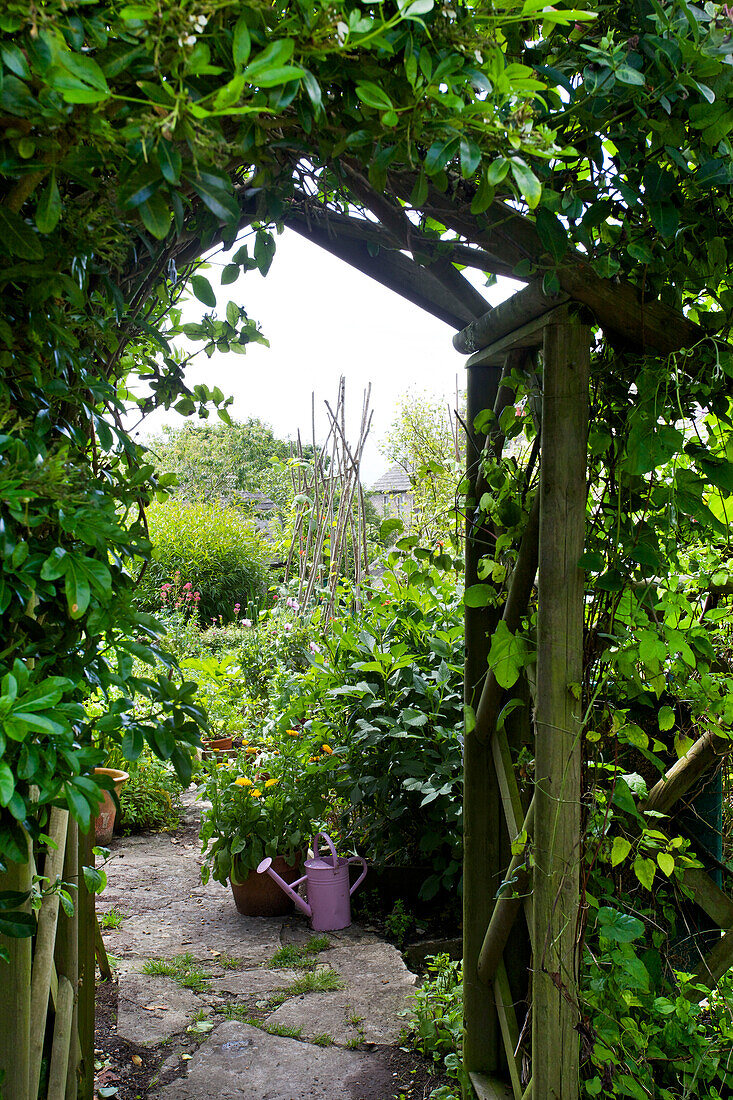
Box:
0, 813, 96, 1100
455, 289, 733, 1100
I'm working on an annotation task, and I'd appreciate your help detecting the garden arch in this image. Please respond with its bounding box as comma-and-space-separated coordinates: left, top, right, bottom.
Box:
3, 5, 733, 1099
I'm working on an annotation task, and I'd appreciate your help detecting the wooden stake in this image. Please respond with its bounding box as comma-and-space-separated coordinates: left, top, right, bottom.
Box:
532, 314, 589, 1100
57, 817, 80, 1100
77, 825, 96, 1100
0, 838, 32, 1100
29, 807, 69, 1100
47, 976, 75, 1100
463, 361, 505, 1087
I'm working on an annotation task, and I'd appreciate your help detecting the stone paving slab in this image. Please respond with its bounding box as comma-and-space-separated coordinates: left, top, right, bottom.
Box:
116, 975, 202, 1047
98, 790, 422, 1099
266, 944, 417, 1046
153, 1020, 406, 1100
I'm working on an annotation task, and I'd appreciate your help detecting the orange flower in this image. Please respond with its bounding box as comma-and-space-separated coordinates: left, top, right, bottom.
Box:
234, 776, 252, 787
321, 744, 333, 755
265, 778, 277, 788
251, 788, 262, 798
286, 729, 300, 737
246, 746, 259, 754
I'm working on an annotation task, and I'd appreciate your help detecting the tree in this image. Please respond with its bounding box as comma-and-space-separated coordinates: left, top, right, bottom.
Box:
380, 390, 463, 543
148, 418, 294, 509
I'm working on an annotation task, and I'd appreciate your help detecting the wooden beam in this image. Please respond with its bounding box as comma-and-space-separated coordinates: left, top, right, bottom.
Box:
390, 173, 702, 356
644, 730, 730, 816
469, 1072, 515, 1100
463, 362, 506, 1087
478, 797, 535, 986
494, 961, 524, 1099
454, 283, 570, 355
690, 926, 733, 992
56, 817, 80, 1100
465, 308, 570, 368
532, 313, 590, 1100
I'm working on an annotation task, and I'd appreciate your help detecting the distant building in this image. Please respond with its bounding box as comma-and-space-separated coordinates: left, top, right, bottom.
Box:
370, 464, 413, 520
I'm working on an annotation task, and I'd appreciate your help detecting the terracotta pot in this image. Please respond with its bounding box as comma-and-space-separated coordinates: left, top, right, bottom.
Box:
230, 853, 303, 917
202, 735, 234, 760
93, 767, 129, 845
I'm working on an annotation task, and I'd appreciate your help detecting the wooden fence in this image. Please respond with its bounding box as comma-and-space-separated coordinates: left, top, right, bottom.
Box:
0, 811, 96, 1100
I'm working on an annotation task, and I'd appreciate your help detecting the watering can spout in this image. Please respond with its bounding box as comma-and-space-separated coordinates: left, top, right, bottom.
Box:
257, 857, 311, 918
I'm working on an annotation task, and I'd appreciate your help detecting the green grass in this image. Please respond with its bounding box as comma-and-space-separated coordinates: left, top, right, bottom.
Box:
268, 966, 344, 1008
218, 953, 245, 970
288, 968, 344, 996
270, 935, 331, 969
142, 953, 211, 993
311, 1033, 334, 1047
270, 935, 331, 970
100, 906, 128, 930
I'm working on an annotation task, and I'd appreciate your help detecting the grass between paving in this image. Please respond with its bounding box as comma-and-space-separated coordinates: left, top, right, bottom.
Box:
142, 953, 211, 993
269, 935, 331, 970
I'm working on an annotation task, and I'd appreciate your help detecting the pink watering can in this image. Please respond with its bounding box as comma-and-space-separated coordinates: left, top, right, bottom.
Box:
257, 833, 367, 931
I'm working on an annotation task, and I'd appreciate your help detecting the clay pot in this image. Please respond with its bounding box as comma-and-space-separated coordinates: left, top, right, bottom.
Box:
93, 767, 129, 845
202, 735, 234, 760
230, 853, 303, 917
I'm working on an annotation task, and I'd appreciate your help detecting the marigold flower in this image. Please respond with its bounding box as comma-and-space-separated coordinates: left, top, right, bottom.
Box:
246, 746, 259, 754
265, 778, 277, 788
234, 776, 252, 787
286, 729, 300, 737
251, 788, 262, 798
321, 745, 333, 755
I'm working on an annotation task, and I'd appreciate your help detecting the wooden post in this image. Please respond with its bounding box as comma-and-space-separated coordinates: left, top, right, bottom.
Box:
532, 314, 589, 1100
0, 840, 32, 1100
77, 824, 96, 1100
56, 817, 80, 1100
463, 360, 505, 1085
29, 807, 69, 1100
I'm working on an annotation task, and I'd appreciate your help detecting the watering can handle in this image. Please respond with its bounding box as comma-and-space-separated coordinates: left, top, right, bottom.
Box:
348, 856, 367, 895
312, 832, 339, 869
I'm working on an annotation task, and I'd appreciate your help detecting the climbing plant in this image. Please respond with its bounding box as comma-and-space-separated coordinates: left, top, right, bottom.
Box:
0, 0, 594, 949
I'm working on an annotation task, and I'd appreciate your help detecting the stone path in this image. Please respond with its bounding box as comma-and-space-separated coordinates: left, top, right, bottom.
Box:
96, 793, 431, 1099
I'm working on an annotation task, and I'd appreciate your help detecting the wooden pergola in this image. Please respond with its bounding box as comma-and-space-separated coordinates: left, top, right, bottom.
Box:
267, 186, 729, 1100
5, 174, 729, 1100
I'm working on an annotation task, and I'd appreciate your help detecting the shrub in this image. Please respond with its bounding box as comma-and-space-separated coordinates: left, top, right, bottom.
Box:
117, 755, 184, 834
135, 498, 270, 624
408, 953, 465, 1098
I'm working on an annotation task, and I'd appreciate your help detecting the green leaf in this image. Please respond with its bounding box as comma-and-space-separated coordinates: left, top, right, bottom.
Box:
633, 855, 656, 891
657, 705, 675, 732
36, 170, 62, 234
657, 852, 675, 877
0, 207, 43, 260
64, 559, 91, 618
0, 761, 14, 807
510, 159, 541, 209
65, 782, 91, 830
597, 906, 645, 943
610, 836, 631, 867
233, 14, 252, 69
615, 64, 645, 86
59, 50, 109, 93
139, 192, 172, 240
650, 202, 678, 239
221, 264, 239, 285
355, 83, 394, 112
156, 140, 181, 185
460, 136, 482, 180
487, 620, 528, 690
535, 207, 568, 261
187, 174, 240, 224
464, 584, 495, 608
190, 275, 217, 308
0, 910, 35, 938
226, 301, 239, 327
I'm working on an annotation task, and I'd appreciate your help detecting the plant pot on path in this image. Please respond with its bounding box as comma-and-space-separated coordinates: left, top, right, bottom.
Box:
94, 767, 129, 845
202, 735, 234, 760
230, 854, 303, 917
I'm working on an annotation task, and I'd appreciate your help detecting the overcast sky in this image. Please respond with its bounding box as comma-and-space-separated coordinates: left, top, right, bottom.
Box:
138, 227, 519, 484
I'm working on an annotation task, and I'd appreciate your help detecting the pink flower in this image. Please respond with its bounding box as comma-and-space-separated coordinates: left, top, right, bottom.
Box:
186, 591, 193, 600
242, 618, 252, 628
283, 622, 292, 633
309, 642, 320, 654
194, 592, 201, 602
183, 581, 192, 590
